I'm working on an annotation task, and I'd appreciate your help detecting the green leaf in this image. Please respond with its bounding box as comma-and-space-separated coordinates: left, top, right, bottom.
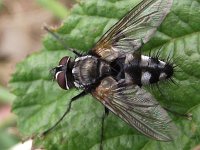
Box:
0, 86, 16, 104
10, 0, 200, 150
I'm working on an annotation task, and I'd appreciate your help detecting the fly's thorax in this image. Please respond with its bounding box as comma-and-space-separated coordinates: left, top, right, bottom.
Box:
72, 55, 111, 88
125, 54, 174, 86
53, 56, 75, 90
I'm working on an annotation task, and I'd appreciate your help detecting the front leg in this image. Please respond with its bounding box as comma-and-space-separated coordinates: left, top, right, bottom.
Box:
41, 91, 87, 136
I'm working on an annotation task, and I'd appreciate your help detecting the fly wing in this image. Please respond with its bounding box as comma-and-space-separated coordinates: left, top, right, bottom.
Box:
92, 77, 178, 141
91, 0, 173, 62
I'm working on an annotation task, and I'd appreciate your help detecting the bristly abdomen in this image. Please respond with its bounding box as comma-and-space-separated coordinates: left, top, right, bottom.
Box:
125, 54, 174, 87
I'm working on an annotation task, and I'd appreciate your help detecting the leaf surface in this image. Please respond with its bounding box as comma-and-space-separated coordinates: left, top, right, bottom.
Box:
11, 0, 200, 149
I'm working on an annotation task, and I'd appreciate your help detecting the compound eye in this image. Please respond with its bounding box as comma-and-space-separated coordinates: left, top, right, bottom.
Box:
59, 56, 70, 66
56, 71, 68, 90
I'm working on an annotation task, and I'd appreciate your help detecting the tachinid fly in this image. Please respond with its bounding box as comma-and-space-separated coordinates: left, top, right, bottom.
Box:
43, 0, 178, 148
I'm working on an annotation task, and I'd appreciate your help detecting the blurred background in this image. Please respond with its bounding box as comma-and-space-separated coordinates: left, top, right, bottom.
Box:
0, 0, 75, 149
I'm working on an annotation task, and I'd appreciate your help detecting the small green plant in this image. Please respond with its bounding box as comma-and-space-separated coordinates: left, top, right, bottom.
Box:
10, 0, 200, 149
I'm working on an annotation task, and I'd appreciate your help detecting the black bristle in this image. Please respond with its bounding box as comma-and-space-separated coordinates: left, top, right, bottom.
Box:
155, 83, 164, 96
169, 78, 178, 86
166, 49, 174, 62
148, 49, 152, 57
156, 47, 162, 59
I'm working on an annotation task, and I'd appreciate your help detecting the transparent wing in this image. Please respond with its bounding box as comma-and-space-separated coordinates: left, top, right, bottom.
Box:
92, 76, 178, 141
91, 0, 173, 62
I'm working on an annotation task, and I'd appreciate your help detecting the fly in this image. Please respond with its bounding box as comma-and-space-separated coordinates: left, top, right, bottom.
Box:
42, 0, 179, 149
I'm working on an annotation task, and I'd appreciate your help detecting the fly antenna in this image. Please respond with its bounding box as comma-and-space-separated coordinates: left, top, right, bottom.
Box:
43, 25, 82, 56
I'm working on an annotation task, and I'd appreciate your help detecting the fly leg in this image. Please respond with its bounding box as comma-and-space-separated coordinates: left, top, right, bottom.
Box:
43, 26, 82, 56
164, 107, 192, 120
100, 107, 109, 150
41, 91, 87, 136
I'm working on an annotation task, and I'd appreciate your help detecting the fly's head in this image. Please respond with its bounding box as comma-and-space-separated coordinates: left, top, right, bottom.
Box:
51, 56, 75, 90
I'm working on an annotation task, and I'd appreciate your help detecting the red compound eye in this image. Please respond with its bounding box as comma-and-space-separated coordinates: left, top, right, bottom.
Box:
59, 56, 70, 66
56, 71, 68, 90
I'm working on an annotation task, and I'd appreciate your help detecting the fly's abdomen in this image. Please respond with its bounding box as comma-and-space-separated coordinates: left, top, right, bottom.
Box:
125, 55, 174, 86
